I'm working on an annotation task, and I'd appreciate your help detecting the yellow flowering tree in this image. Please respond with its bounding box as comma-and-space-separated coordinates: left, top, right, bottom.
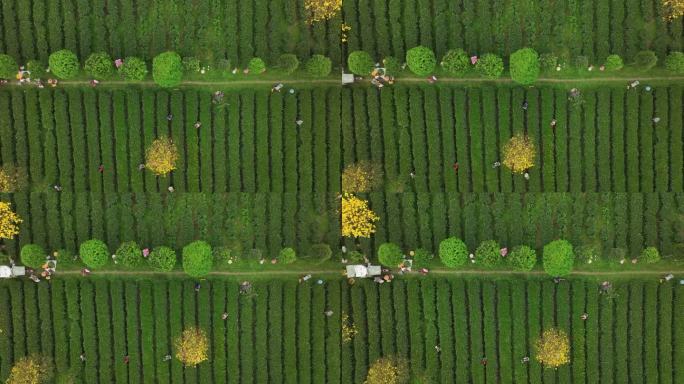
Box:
662, 0, 684, 20
365, 356, 409, 384
174, 327, 209, 367
0, 201, 21, 240
342, 161, 383, 193
535, 328, 570, 368
502, 134, 536, 174
145, 137, 179, 176
304, 0, 342, 23
341, 312, 357, 344
0, 166, 26, 193
341, 193, 379, 238
5, 354, 54, 384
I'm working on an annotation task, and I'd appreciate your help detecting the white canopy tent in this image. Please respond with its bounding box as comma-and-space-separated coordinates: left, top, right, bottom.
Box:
342, 73, 354, 85
0, 266, 11, 278
346, 264, 382, 278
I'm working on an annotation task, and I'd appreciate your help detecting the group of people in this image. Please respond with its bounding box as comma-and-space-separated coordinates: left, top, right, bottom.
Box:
370, 67, 395, 88
27, 259, 56, 283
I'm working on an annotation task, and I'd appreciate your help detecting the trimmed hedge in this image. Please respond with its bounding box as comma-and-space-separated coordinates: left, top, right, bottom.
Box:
604, 54, 624, 71
509, 48, 539, 85
406, 46, 436, 76
640, 247, 660, 264
48, 49, 79, 79
147, 246, 176, 272
305, 55, 332, 77
441, 49, 469, 77
439, 237, 468, 267
248, 57, 266, 74
0, 54, 17, 79
276, 54, 299, 74
20, 244, 45, 268
382, 56, 401, 76
79, 239, 109, 269
542, 239, 574, 276
475, 240, 500, 267
119, 57, 148, 80
507, 245, 537, 271
152, 51, 183, 87
633, 50, 657, 71
182, 240, 213, 277
116, 241, 143, 268
347, 51, 374, 75
412, 248, 433, 268
665, 51, 684, 73
278, 247, 297, 264
475, 53, 504, 78
84, 52, 114, 79
377, 242, 403, 267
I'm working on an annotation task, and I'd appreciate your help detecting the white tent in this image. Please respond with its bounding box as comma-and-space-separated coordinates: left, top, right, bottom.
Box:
0, 266, 11, 278
346, 264, 382, 278
342, 73, 354, 85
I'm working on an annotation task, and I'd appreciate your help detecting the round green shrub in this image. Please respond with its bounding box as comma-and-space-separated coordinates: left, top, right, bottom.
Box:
346, 250, 365, 263
20, 244, 46, 268
378, 243, 403, 267
248, 57, 266, 74
475, 240, 501, 267
406, 46, 436, 76
276, 54, 299, 74
80, 239, 109, 269
604, 54, 624, 71
633, 50, 658, 71
509, 48, 540, 85
347, 50, 374, 75
0, 54, 17, 79
26, 60, 46, 78
507, 245, 537, 271
382, 56, 401, 76
148, 246, 177, 272
640, 247, 661, 264
48, 49, 80, 79
539, 53, 558, 72
310, 244, 332, 261
412, 248, 433, 269
475, 53, 504, 78
278, 247, 297, 264
441, 49, 470, 77
116, 241, 143, 268
439, 237, 468, 268
664, 51, 684, 74
182, 56, 200, 73
182, 240, 213, 277
152, 51, 183, 87
84, 52, 114, 79
542, 239, 574, 276
305, 54, 332, 77
212, 246, 233, 266
119, 57, 148, 80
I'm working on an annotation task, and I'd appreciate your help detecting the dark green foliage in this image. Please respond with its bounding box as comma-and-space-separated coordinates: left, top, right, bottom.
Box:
411, 248, 433, 268
475, 53, 503, 78
347, 51, 374, 75
0, 54, 17, 79
182, 240, 213, 277
509, 48, 539, 85
84, 52, 114, 79
79, 239, 109, 269
48, 49, 79, 79
309, 244, 332, 261
439, 237, 468, 267
26, 60, 46, 78
542, 239, 574, 276
382, 56, 401, 76
152, 51, 182, 87
475, 240, 500, 267
20, 244, 45, 268
276, 54, 299, 74
182, 56, 200, 73
640, 247, 660, 264
604, 54, 624, 71
507, 245, 536, 271
440, 49, 469, 76
248, 57, 266, 73
115, 241, 142, 268
119, 57, 147, 80
539, 53, 558, 72
406, 46, 436, 75
147, 246, 176, 272
305, 55, 332, 77
278, 247, 297, 264
377, 242, 403, 267
665, 51, 684, 73
633, 50, 657, 71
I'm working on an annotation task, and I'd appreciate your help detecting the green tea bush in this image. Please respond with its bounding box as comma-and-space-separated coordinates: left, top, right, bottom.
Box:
406, 46, 436, 76
575, 244, 601, 265
26, 60, 46, 78
182, 56, 200, 73
148, 246, 177, 272
604, 54, 624, 71
212, 246, 233, 266
80, 239, 109, 269
48, 49, 80, 79
539, 53, 558, 72
439, 237, 468, 267
440, 49, 469, 76
0, 54, 17, 79
664, 51, 684, 73
116, 241, 143, 268
507, 245, 537, 271
378, 243, 403, 267
633, 50, 657, 71
509, 48, 540, 85
542, 239, 574, 276
346, 250, 365, 263
152, 51, 183, 87
475, 240, 501, 267
84, 52, 114, 79
573, 55, 589, 69
20, 244, 46, 268
640, 247, 660, 264
278, 247, 297, 264
119, 57, 148, 80
305, 54, 332, 77
382, 56, 401, 76
182, 240, 213, 277
411, 248, 433, 268
248, 57, 266, 74
309, 244, 332, 261
347, 50, 374, 75
475, 53, 504, 78
276, 54, 299, 74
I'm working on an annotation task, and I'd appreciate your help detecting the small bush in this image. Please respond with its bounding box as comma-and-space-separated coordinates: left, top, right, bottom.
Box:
212, 246, 233, 266
278, 247, 297, 264
0, 54, 17, 79
475, 53, 504, 78
633, 50, 658, 71
116, 241, 143, 268
508, 245, 537, 271
153, 51, 183, 87
248, 57, 266, 74
640, 247, 661, 264
182, 56, 200, 73
412, 248, 433, 268
441, 49, 470, 76
542, 239, 574, 276
346, 250, 365, 263
664, 51, 684, 73
406, 46, 436, 76
572, 55, 589, 69
382, 56, 401, 76
182, 240, 213, 277
310, 244, 332, 261
509, 48, 540, 85
575, 244, 601, 265
539, 53, 558, 72
305, 54, 332, 77
439, 237, 468, 267
475, 240, 501, 267
80, 239, 109, 269
26, 60, 46, 78
276, 54, 299, 74
378, 243, 403, 267
84, 52, 114, 79
20, 244, 46, 268
119, 57, 148, 80
348, 50, 374, 75
604, 54, 624, 71
148, 246, 177, 272
48, 49, 80, 79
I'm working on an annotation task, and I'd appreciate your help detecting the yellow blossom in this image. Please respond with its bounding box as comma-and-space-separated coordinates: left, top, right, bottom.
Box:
174, 327, 209, 366
535, 328, 570, 368
365, 356, 409, 384
145, 136, 179, 176
0, 201, 21, 240
662, 0, 684, 20
342, 161, 383, 193
5, 354, 53, 384
502, 134, 536, 174
341, 312, 357, 344
305, 0, 342, 24
341, 193, 379, 238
